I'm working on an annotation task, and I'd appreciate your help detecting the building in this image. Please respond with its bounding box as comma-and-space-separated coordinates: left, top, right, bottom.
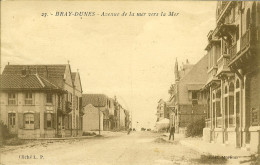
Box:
113, 96, 130, 130
168, 57, 208, 133
71, 72, 84, 136
82, 104, 103, 132
156, 99, 169, 122
0, 64, 83, 138
203, 1, 260, 153
82, 94, 115, 131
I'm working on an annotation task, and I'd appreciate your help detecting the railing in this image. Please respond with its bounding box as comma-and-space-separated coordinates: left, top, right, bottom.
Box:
66, 101, 72, 113
217, 2, 231, 21
221, 40, 229, 56
241, 29, 250, 51
230, 42, 237, 60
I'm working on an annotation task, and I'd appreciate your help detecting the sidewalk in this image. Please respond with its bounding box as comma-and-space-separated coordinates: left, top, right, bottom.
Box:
22, 131, 123, 140
179, 137, 252, 157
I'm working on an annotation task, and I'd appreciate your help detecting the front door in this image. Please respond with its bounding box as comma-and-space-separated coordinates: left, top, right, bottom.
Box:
8, 113, 17, 134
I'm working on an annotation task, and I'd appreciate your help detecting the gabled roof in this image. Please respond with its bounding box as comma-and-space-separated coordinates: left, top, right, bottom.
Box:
82, 94, 107, 107
71, 72, 83, 92
179, 55, 208, 86
71, 72, 76, 82
2, 65, 67, 88
0, 74, 61, 90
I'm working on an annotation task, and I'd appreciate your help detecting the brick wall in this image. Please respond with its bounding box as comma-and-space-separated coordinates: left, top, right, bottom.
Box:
179, 104, 206, 127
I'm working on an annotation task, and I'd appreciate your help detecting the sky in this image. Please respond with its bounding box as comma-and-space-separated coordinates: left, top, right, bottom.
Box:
1, 1, 216, 129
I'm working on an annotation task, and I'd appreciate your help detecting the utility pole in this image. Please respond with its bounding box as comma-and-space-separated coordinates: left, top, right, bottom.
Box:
98, 97, 101, 135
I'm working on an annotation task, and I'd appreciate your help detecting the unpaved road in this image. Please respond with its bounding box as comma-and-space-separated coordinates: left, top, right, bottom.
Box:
0, 132, 222, 165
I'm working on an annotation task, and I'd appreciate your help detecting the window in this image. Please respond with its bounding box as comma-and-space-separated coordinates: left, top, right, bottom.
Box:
47, 113, 52, 128
8, 113, 16, 127
8, 93, 16, 105
25, 93, 33, 105
192, 91, 198, 105
76, 96, 78, 110
46, 93, 53, 104
246, 9, 251, 30
24, 113, 34, 129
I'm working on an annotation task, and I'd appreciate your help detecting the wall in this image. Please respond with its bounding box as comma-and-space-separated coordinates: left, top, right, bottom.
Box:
0, 91, 59, 139
82, 106, 103, 132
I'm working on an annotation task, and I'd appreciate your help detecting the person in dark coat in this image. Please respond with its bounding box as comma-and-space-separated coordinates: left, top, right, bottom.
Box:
169, 125, 175, 140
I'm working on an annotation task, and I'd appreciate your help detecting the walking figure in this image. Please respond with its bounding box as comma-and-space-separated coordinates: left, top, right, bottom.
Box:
169, 125, 175, 140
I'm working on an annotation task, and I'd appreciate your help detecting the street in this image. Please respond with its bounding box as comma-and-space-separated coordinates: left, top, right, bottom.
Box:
0, 132, 206, 165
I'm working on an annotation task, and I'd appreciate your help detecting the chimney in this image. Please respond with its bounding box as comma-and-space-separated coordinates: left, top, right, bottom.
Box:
21, 67, 27, 76
22, 66, 30, 77
186, 59, 189, 64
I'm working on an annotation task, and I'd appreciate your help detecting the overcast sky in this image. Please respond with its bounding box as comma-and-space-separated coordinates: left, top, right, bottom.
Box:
1, 1, 216, 128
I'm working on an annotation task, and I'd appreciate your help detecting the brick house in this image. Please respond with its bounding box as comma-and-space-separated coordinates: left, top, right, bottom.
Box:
0, 64, 83, 138
202, 1, 260, 153
168, 57, 208, 134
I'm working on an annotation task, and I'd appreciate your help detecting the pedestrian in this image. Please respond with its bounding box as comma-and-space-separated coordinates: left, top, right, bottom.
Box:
169, 125, 175, 140
127, 128, 131, 135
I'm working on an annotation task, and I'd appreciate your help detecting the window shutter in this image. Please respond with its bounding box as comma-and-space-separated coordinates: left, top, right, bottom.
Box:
18, 113, 24, 129
34, 113, 40, 129
53, 113, 57, 129
69, 114, 72, 129
8, 113, 11, 127
44, 113, 47, 129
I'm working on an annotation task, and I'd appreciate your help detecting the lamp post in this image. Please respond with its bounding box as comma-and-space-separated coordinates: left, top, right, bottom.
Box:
98, 98, 101, 135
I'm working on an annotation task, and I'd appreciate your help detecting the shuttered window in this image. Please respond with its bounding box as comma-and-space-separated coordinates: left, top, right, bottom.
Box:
44, 113, 56, 129
24, 113, 34, 129
8, 113, 16, 127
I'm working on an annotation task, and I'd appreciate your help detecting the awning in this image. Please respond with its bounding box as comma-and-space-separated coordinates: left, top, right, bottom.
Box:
186, 84, 204, 91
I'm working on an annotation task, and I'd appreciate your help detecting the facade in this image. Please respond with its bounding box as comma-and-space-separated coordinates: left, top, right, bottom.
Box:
82, 104, 103, 132
82, 94, 115, 131
113, 96, 130, 130
156, 99, 169, 122
0, 64, 83, 138
203, 1, 260, 153
168, 58, 208, 133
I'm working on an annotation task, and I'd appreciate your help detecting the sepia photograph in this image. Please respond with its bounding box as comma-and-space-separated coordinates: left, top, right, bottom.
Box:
0, 1, 259, 164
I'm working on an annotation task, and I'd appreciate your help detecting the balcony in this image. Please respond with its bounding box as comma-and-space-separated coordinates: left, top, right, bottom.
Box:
65, 101, 72, 113
216, 2, 232, 23
216, 56, 231, 77
205, 67, 220, 89
230, 42, 237, 60
229, 26, 259, 69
